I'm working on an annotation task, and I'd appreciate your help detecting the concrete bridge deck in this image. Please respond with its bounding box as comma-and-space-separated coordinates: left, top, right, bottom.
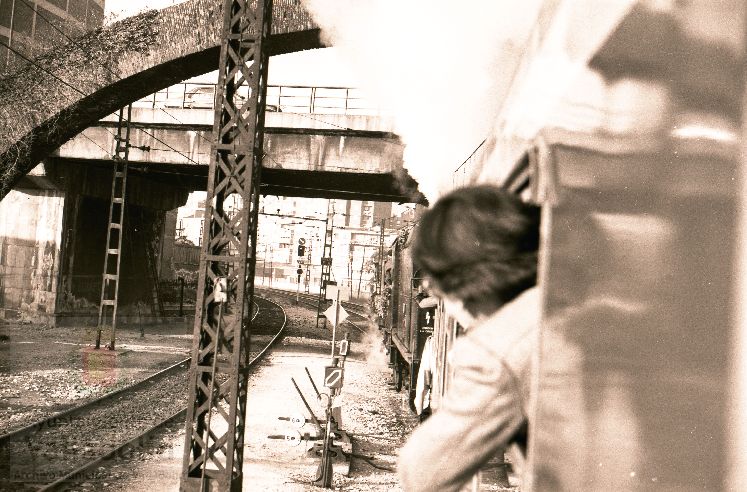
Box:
46, 104, 418, 203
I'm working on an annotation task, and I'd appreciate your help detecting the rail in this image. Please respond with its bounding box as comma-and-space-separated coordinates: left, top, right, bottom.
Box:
0, 296, 281, 491
133, 83, 384, 116
258, 286, 369, 335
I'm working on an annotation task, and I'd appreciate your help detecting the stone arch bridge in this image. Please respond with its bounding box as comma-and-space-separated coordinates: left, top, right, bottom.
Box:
0, 0, 421, 323
0, 0, 350, 200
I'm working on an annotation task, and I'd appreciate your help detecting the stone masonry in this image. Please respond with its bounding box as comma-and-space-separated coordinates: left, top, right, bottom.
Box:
0, 0, 322, 200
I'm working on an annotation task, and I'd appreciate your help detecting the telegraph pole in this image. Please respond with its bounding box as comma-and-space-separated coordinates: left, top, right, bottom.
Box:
317, 201, 334, 329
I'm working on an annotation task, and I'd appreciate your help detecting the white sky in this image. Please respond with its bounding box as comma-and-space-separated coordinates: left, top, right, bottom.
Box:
104, 0, 182, 21
302, 0, 546, 199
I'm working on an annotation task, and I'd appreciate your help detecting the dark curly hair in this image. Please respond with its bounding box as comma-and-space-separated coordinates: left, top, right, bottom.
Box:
412, 185, 540, 317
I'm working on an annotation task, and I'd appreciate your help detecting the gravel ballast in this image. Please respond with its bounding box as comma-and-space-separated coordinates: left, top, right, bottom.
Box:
1, 294, 420, 490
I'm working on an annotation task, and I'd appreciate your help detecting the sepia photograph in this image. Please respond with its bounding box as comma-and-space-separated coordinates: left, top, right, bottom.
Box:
0, 0, 744, 490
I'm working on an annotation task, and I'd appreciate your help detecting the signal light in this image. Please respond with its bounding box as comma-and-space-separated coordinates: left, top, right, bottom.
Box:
298, 244, 306, 256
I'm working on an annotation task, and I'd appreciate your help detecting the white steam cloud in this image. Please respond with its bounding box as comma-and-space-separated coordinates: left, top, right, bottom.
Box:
301, 0, 544, 202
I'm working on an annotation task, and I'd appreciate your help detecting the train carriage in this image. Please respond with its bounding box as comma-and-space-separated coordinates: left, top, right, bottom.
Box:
374, 1, 747, 490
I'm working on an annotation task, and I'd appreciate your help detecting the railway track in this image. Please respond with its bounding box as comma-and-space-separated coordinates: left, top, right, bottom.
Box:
257, 287, 370, 335
0, 296, 283, 492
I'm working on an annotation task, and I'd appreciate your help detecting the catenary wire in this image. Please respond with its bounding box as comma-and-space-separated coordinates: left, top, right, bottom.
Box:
79, 131, 112, 155
1, 37, 201, 166
8, 6, 384, 163
4, 16, 392, 183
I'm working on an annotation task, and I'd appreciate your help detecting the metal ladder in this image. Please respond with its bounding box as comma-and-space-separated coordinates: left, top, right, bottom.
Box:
95, 105, 132, 350
377, 219, 385, 297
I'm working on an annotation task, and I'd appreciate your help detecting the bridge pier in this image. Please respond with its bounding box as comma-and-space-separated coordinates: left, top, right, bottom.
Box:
0, 188, 65, 322
0, 160, 190, 325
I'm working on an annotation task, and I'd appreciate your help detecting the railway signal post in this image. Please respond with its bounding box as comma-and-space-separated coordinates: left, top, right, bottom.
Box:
311, 285, 352, 488
297, 237, 305, 305
323, 284, 348, 359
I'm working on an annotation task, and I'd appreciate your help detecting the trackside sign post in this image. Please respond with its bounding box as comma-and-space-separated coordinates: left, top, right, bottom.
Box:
324, 366, 343, 389
323, 290, 348, 358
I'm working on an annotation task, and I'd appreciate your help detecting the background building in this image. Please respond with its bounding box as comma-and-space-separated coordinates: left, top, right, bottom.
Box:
175, 192, 402, 300
0, 0, 105, 74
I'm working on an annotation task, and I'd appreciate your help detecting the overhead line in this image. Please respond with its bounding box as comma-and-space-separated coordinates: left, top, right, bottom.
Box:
290, 112, 353, 131
260, 182, 417, 201
17, 0, 98, 63
136, 127, 201, 165
4, 12, 388, 176
79, 131, 111, 155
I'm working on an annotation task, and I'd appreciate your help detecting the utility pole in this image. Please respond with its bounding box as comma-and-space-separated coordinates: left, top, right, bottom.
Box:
357, 244, 368, 299
376, 219, 385, 297
262, 245, 267, 286
296, 237, 305, 304
180, 0, 272, 489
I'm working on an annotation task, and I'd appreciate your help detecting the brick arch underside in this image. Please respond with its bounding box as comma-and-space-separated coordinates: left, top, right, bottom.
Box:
0, 0, 323, 199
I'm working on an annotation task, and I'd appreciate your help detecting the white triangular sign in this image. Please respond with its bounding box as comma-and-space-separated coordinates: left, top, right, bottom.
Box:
323, 302, 349, 327
338, 305, 349, 325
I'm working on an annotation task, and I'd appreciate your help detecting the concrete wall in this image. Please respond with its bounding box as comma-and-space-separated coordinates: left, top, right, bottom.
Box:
0, 157, 196, 324
0, 188, 64, 319
55, 192, 170, 324
159, 209, 178, 281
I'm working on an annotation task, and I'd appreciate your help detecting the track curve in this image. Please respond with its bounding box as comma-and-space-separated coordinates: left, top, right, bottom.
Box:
0, 295, 284, 491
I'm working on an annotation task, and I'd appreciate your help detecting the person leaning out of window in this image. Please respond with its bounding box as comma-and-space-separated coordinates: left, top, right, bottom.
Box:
398, 185, 541, 492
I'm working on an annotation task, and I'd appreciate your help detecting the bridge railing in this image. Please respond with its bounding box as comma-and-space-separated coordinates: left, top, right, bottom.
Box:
134, 83, 384, 116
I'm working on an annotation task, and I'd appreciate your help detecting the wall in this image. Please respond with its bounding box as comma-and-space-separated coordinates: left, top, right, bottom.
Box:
159, 209, 178, 280
56, 193, 169, 322
0, 188, 64, 319
0, 0, 105, 74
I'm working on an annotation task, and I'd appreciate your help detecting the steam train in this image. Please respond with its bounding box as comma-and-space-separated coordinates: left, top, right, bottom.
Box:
376, 161, 534, 412
375, 2, 746, 491
378, 226, 437, 405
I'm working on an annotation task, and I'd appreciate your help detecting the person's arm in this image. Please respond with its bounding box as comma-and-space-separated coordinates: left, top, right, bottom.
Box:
414, 353, 428, 415
397, 336, 525, 492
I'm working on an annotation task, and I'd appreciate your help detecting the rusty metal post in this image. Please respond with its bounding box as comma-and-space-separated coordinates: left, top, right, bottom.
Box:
179, 277, 185, 317
180, 0, 273, 489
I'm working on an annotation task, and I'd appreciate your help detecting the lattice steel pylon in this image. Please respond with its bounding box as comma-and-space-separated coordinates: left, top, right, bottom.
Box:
95, 104, 132, 351
376, 219, 385, 297
180, 0, 272, 489
316, 200, 334, 328
304, 242, 311, 294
